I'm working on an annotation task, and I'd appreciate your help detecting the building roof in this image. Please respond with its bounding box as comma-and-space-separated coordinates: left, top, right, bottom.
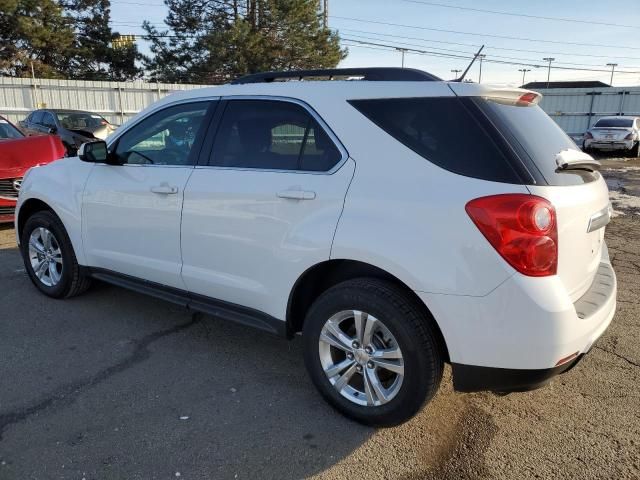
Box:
521, 81, 610, 89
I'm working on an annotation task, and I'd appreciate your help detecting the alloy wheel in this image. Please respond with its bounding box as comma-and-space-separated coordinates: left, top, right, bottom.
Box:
28, 227, 63, 287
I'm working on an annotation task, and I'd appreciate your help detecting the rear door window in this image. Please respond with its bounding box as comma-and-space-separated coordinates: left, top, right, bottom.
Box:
30, 111, 44, 125
348, 97, 522, 183
210, 100, 342, 172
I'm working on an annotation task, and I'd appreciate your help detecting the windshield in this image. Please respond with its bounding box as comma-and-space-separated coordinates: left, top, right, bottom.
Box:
594, 118, 634, 128
56, 111, 108, 130
0, 117, 24, 139
481, 100, 597, 186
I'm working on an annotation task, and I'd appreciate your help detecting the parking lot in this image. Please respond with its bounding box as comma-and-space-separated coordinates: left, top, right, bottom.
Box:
0, 158, 638, 480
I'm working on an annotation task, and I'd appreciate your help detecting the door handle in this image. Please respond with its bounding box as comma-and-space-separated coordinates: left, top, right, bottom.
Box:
277, 189, 316, 200
150, 184, 179, 194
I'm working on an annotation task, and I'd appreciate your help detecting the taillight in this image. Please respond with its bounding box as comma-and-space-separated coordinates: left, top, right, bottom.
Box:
624, 132, 634, 140
516, 92, 539, 106
584, 132, 593, 140
465, 194, 558, 277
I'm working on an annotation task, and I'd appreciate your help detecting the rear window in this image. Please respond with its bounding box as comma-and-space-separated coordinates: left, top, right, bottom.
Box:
594, 118, 634, 128
482, 101, 597, 186
348, 97, 521, 183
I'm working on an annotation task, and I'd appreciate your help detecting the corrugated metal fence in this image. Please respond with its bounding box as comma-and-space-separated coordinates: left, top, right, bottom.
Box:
535, 86, 640, 142
0, 77, 209, 126
2, 77, 639, 142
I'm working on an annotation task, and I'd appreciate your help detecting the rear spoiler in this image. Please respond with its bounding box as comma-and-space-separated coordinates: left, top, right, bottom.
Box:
555, 149, 601, 172
482, 89, 542, 107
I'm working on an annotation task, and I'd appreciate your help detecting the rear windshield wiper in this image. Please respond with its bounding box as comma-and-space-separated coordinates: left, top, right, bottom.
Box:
555, 149, 601, 172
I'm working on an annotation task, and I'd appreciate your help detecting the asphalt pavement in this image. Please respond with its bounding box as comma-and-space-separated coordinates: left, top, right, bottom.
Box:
0, 158, 638, 479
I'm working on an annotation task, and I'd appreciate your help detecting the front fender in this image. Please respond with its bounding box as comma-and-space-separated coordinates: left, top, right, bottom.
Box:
17, 157, 94, 265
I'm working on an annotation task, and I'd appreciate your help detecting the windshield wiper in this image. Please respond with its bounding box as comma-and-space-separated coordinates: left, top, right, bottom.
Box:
555, 149, 601, 172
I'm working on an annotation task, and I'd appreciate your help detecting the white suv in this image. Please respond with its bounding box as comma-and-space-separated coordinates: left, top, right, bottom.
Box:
15, 68, 617, 426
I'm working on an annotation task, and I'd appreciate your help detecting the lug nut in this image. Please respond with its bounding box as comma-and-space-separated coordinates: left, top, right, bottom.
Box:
365, 346, 373, 354
347, 352, 354, 360
352, 341, 359, 349
356, 365, 363, 372
367, 361, 375, 369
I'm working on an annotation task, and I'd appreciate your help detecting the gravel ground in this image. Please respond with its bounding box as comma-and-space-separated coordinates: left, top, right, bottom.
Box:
0, 158, 638, 479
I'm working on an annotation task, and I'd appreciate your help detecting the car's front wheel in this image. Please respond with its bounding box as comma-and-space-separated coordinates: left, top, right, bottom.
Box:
303, 278, 443, 427
21, 210, 91, 298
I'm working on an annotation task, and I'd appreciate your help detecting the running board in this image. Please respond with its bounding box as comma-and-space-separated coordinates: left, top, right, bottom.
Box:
88, 268, 286, 337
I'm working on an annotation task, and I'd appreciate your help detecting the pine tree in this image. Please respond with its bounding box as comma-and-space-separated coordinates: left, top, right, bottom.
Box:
0, 0, 75, 77
143, 0, 345, 83
60, 0, 142, 80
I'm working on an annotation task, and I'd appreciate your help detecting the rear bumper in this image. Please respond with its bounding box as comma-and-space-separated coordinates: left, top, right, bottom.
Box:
585, 139, 634, 151
452, 354, 585, 393
417, 248, 616, 379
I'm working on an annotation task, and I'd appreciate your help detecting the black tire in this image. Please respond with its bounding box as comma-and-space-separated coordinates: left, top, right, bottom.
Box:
629, 142, 640, 158
21, 210, 91, 298
302, 278, 443, 427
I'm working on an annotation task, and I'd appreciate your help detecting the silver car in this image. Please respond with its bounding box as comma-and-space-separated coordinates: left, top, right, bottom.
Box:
584, 116, 640, 156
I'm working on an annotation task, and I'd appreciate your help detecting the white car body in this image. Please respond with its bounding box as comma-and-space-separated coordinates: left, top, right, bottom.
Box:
15, 71, 616, 398
584, 116, 640, 154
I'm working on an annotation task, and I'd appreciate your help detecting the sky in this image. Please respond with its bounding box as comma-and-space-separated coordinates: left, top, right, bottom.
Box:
109, 0, 640, 87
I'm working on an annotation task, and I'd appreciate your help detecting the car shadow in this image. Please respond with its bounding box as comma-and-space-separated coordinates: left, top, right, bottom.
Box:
0, 233, 493, 479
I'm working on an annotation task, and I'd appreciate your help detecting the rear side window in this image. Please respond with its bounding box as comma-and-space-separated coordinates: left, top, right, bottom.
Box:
348, 97, 521, 183
30, 111, 44, 124
210, 100, 342, 172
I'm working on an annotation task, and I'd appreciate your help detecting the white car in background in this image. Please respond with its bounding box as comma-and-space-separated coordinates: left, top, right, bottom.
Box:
584, 116, 640, 156
15, 68, 617, 426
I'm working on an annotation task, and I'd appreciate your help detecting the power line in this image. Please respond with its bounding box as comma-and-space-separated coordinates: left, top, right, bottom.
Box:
341, 37, 640, 75
401, 0, 640, 30
331, 15, 640, 51
337, 27, 640, 62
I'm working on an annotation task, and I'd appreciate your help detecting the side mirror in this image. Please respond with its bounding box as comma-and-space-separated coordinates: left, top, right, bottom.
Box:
47, 126, 57, 134
78, 141, 109, 163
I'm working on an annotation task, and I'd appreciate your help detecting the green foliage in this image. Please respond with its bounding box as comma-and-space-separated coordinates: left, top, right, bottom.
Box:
143, 0, 346, 83
0, 0, 75, 77
0, 0, 141, 80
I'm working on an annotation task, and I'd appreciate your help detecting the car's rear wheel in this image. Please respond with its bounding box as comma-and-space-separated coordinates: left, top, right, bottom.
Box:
21, 210, 91, 298
630, 141, 640, 157
303, 278, 443, 427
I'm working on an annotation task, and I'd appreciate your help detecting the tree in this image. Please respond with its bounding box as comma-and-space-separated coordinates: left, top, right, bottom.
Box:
143, 0, 346, 84
0, 0, 75, 77
60, 0, 142, 80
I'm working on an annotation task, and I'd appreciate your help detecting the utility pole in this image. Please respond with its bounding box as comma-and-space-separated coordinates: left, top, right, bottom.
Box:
396, 48, 408, 68
606, 63, 618, 86
518, 68, 531, 86
542, 57, 555, 88
451, 69, 462, 79
477, 54, 486, 83
320, 0, 328, 28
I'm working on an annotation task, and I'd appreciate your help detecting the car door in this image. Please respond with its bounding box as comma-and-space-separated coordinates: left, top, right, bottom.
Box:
181, 98, 355, 320
82, 99, 216, 289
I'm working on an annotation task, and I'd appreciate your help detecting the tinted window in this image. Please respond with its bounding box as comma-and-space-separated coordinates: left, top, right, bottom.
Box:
41, 112, 56, 128
349, 97, 520, 183
594, 118, 634, 128
210, 100, 341, 172
113, 102, 210, 166
0, 118, 24, 139
483, 100, 596, 186
30, 111, 44, 125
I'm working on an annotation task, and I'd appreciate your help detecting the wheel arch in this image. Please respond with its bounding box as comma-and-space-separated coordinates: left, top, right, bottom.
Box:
286, 259, 450, 362
17, 198, 57, 241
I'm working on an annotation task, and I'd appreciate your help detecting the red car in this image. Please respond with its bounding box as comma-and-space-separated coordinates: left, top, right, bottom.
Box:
0, 115, 66, 223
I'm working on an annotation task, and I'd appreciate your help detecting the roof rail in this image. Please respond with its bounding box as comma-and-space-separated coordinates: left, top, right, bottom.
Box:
231, 68, 441, 84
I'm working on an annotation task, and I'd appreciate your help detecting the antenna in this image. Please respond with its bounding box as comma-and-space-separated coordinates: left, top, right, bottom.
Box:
454, 45, 485, 82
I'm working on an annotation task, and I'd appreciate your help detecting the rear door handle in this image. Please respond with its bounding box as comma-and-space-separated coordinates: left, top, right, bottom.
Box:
277, 189, 316, 200
150, 184, 179, 194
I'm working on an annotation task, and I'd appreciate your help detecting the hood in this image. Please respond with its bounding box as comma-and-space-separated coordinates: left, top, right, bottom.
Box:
0, 135, 66, 179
